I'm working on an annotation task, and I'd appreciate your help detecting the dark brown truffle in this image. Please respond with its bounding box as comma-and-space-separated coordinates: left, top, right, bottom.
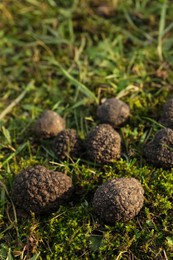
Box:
34, 110, 65, 139
53, 129, 83, 161
144, 128, 173, 169
160, 99, 173, 129
11, 165, 73, 214
97, 98, 130, 128
93, 177, 144, 224
86, 124, 121, 164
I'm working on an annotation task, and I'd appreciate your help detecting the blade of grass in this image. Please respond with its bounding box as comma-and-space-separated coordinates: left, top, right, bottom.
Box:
0, 180, 19, 239
157, 0, 167, 61
0, 80, 35, 121
0, 186, 6, 215
1, 126, 11, 145
47, 58, 98, 103
123, 8, 153, 43
0, 142, 28, 169
6, 248, 13, 260
163, 22, 173, 36
143, 117, 165, 128
29, 253, 40, 260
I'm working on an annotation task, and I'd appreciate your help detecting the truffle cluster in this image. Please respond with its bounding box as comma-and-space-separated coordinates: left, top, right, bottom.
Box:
50, 97, 128, 163
11, 95, 173, 223
11, 99, 145, 223
84, 98, 129, 164
34, 110, 83, 161
34, 99, 129, 163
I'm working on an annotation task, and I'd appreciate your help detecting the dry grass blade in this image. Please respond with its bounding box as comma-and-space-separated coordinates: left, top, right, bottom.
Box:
157, 0, 167, 60
0, 80, 35, 121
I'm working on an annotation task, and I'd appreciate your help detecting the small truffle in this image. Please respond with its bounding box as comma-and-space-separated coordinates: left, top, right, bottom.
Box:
11, 165, 73, 214
93, 177, 144, 224
86, 124, 121, 164
160, 99, 173, 129
97, 98, 130, 128
53, 129, 83, 161
144, 128, 173, 169
34, 110, 65, 139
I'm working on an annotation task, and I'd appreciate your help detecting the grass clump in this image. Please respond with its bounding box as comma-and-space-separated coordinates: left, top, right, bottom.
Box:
0, 0, 173, 259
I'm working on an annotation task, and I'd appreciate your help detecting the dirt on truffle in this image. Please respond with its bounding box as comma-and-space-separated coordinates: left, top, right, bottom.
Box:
93, 177, 144, 224
34, 110, 65, 139
97, 98, 130, 128
11, 165, 73, 214
86, 124, 121, 164
53, 129, 83, 161
144, 128, 173, 169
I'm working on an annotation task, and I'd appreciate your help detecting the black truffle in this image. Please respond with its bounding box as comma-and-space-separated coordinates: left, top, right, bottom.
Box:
93, 177, 144, 224
160, 99, 173, 129
144, 128, 173, 169
97, 98, 130, 128
34, 110, 65, 139
86, 124, 121, 164
11, 165, 73, 214
53, 129, 83, 161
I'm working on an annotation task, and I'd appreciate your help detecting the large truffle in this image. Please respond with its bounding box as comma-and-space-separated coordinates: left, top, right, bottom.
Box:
86, 124, 121, 164
144, 128, 173, 169
34, 110, 65, 139
11, 165, 73, 214
93, 177, 144, 224
159, 99, 173, 129
53, 129, 83, 161
97, 98, 130, 128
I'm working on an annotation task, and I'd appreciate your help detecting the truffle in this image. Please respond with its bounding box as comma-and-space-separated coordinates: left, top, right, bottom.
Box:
11, 165, 73, 214
97, 98, 130, 128
53, 129, 83, 161
144, 128, 173, 169
86, 124, 121, 164
34, 110, 65, 139
93, 177, 144, 224
159, 99, 173, 129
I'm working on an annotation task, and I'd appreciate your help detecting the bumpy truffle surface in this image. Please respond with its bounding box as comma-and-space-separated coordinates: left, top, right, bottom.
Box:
97, 98, 130, 128
144, 128, 173, 169
93, 178, 144, 224
34, 110, 65, 139
53, 129, 83, 161
160, 99, 173, 129
86, 124, 121, 164
11, 165, 73, 214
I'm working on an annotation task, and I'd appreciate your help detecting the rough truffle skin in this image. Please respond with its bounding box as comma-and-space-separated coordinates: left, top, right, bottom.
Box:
86, 124, 121, 164
53, 129, 83, 161
11, 165, 73, 214
160, 99, 173, 129
144, 128, 173, 169
97, 98, 130, 128
93, 178, 144, 224
34, 110, 65, 139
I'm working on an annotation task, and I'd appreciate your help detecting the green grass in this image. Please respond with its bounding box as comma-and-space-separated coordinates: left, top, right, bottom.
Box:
0, 0, 173, 259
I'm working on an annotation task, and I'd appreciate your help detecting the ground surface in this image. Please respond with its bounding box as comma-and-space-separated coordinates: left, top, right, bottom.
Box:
0, 0, 173, 259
